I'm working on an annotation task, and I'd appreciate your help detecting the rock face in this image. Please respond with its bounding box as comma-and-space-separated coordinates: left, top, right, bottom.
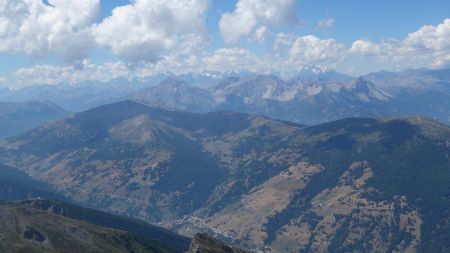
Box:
132, 78, 215, 113
0, 101, 449, 252
187, 233, 249, 253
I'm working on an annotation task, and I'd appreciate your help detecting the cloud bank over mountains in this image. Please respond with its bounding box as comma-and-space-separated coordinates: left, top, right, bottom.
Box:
1, 0, 450, 86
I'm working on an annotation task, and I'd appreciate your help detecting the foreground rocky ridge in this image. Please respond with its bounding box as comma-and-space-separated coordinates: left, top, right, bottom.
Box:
0, 200, 190, 253
0, 101, 449, 252
0, 198, 245, 253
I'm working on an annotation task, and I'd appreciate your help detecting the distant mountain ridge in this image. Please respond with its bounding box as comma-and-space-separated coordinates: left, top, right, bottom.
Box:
131, 68, 449, 125
0, 78, 151, 112
1, 101, 449, 252
0, 100, 69, 138
0, 71, 246, 112
1, 67, 449, 124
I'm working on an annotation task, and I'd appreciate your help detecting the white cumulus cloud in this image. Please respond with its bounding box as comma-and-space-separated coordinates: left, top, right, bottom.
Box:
93, 0, 210, 62
317, 18, 335, 28
403, 18, 450, 52
350, 19, 450, 68
0, 76, 7, 84
0, 0, 99, 62
250, 26, 270, 42
289, 35, 346, 64
203, 48, 265, 72
271, 34, 347, 71
350, 39, 386, 55
219, 0, 297, 43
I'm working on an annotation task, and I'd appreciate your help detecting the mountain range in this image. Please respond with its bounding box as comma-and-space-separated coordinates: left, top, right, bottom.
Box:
132, 68, 450, 125
1, 67, 449, 126
1, 100, 448, 252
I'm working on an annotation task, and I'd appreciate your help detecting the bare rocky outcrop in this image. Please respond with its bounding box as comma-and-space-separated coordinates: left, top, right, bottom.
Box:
187, 233, 249, 253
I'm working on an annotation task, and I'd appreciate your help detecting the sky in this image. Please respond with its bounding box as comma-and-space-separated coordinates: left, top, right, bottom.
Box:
0, 0, 449, 87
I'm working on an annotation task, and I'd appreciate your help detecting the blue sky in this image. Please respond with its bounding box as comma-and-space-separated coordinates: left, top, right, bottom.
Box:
1, 0, 450, 87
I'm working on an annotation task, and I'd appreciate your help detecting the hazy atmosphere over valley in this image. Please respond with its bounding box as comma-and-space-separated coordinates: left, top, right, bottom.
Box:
0, 1, 449, 252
